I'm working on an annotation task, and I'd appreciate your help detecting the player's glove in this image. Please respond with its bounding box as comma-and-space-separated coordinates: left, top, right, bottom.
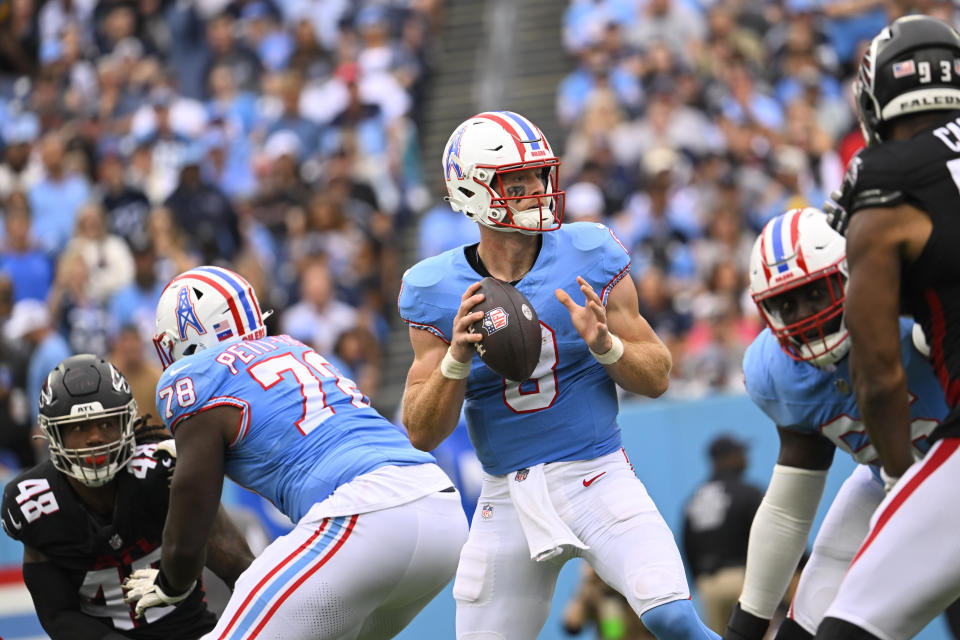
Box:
823, 189, 849, 236
723, 602, 769, 640
154, 438, 177, 488
122, 568, 195, 618
880, 466, 900, 493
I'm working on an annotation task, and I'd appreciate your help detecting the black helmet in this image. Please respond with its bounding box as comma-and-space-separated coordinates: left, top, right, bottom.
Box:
856, 15, 960, 145
38, 355, 137, 487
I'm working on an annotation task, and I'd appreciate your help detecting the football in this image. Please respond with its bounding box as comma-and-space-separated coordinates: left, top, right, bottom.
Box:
468, 277, 542, 382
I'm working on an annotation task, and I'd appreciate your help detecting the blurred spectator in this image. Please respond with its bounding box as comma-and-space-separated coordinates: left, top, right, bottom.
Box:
165, 157, 240, 262
108, 239, 164, 345
683, 435, 764, 633
28, 132, 91, 255
0, 273, 31, 468
0, 191, 53, 303
109, 323, 162, 418
628, 0, 705, 64
332, 325, 381, 402
64, 201, 135, 304
0, 0, 39, 75
564, 181, 606, 224
416, 201, 480, 261
563, 562, 655, 640
203, 11, 262, 95
281, 258, 359, 356
750, 145, 827, 231
0, 112, 41, 199
48, 248, 111, 357
5, 298, 70, 427
98, 148, 152, 249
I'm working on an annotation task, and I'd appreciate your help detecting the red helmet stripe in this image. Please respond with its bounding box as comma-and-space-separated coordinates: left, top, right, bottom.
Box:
474, 112, 526, 159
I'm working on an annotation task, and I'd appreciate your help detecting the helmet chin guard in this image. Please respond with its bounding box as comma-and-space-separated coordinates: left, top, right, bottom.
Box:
442, 111, 565, 233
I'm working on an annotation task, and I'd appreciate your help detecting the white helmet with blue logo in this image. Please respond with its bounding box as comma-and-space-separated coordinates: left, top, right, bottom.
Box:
749, 207, 849, 367
442, 111, 565, 234
153, 266, 269, 370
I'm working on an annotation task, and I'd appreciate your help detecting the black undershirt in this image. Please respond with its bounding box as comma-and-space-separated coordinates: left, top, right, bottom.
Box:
463, 236, 543, 285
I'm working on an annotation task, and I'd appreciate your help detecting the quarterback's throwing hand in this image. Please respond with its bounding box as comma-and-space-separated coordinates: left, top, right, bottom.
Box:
555, 276, 612, 354
122, 568, 195, 618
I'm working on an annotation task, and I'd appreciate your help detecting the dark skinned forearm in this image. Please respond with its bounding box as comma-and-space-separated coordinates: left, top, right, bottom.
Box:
845, 210, 915, 477
206, 504, 255, 590
161, 414, 227, 593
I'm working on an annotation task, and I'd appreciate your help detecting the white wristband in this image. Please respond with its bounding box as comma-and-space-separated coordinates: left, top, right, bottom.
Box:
440, 348, 471, 379
880, 467, 900, 493
590, 334, 624, 365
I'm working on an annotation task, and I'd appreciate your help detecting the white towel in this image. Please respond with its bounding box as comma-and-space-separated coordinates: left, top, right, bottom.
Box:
506, 463, 589, 562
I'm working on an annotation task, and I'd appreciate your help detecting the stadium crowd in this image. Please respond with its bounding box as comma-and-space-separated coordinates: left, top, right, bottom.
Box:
0, 0, 443, 473
0, 0, 953, 476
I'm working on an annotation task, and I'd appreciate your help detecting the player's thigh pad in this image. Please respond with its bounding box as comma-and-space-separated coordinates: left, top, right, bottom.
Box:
454, 475, 564, 640
550, 450, 691, 616
823, 439, 960, 640
791, 464, 884, 634
206, 490, 467, 640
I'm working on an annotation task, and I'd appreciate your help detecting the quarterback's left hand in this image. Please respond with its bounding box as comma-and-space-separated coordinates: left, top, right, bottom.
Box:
555, 276, 612, 354
122, 568, 195, 618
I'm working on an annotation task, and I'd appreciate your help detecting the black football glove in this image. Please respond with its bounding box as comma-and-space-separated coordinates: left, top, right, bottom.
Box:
724, 602, 770, 640
823, 189, 850, 236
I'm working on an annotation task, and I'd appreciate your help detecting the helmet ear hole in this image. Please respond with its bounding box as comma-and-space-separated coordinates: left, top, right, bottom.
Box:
459, 187, 475, 198
193, 288, 204, 298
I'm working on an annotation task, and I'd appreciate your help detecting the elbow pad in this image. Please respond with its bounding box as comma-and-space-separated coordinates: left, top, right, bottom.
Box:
739, 464, 827, 619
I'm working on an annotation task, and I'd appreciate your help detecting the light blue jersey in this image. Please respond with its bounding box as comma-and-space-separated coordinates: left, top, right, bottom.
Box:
743, 319, 947, 465
156, 335, 435, 522
399, 222, 632, 475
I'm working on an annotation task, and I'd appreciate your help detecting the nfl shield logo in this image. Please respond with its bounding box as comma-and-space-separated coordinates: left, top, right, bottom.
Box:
480, 503, 494, 520
108, 533, 123, 550
482, 307, 509, 335
515, 468, 529, 482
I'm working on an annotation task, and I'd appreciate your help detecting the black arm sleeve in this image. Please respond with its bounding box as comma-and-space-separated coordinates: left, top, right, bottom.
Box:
22, 562, 128, 640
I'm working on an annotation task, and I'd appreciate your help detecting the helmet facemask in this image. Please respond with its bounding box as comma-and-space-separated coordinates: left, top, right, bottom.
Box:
481, 161, 564, 234
753, 268, 849, 367
40, 402, 137, 487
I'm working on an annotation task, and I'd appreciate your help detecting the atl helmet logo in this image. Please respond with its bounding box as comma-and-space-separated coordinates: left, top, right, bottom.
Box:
176, 286, 206, 340
483, 307, 509, 335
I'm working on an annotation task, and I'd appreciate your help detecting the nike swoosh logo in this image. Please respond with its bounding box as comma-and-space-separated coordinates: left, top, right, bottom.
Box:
6, 508, 22, 530
582, 472, 606, 487
167, 363, 189, 376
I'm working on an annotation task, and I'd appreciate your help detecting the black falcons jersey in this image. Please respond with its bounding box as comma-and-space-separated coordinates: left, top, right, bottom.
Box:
841, 110, 960, 437
0, 443, 215, 639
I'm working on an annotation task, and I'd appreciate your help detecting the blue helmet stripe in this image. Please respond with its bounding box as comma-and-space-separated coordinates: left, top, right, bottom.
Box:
498, 111, 542, 150
771, 214, 789, 273
196, 266, 257, 332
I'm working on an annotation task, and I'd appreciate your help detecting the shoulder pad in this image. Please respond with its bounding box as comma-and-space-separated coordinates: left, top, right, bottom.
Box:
843, 147, 905, 215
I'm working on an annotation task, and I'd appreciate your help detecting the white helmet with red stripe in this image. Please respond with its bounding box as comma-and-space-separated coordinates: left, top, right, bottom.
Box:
748, 207, 850, 367
153, 266, 269, 370
442, 110, 564, 234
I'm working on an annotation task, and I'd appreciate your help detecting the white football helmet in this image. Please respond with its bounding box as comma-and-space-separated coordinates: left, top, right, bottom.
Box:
154, 266, 269, 370
749, 208, 850, 367
442, 111, 564, 234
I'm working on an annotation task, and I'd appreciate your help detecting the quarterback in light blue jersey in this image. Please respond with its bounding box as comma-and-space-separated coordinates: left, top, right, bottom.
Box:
399, 111, 718, 640
724, 208, 948, 640
122, 265, 467, 640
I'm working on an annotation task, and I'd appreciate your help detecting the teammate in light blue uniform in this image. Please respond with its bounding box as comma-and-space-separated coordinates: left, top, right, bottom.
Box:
123, 266, 467, 640
400, 111, 717, 640
724, 208, 947, 640
744, 319, 943, 470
